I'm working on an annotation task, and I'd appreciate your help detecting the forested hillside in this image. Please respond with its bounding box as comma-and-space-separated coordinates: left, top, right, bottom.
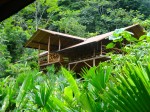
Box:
0, 0, 150, 64
0, 0, 150, 111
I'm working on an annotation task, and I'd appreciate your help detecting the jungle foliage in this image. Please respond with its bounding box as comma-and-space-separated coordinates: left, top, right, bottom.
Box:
0, 36, 150, 111
0, 0, 150, 111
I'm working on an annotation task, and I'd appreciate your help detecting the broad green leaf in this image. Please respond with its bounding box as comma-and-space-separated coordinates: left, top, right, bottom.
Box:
64, 86, 73, 101
106, 42, 116, 49
51, 97, 69, 112
61, 67, 80, 99
80, 92, 96, 112
139, 35, 146, 40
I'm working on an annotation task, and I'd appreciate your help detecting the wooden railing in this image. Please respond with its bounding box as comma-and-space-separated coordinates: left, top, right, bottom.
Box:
39, 52, 69, 66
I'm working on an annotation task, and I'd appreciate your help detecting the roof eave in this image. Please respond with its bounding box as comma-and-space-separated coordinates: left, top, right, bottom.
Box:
0, 0, 35, 22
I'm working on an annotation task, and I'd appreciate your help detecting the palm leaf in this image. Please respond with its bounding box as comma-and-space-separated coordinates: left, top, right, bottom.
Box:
101, 62, 150, 112
16, 72, 32, 108
1, 94, 9, 112
81, 64, 111, 93
80, 92, 96, 112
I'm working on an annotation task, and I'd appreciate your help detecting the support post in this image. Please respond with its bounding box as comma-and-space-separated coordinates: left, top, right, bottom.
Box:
93, 59, 95, 66
59, 62, 63, 66
93, 48, 95, 57
83, 61, 92, 68
100, 41, 102, 55
72, 63, 78, 71
38, 44, 41, 65
59, 38, 61, 50
48, 36, 50, 63
68, 64, 70, 70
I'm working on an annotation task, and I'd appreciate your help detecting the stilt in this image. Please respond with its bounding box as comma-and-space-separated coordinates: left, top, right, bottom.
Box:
59, 38, 61, 50
72, 63, 78, 71
38, 44, 41, 65
68, 64, 70, 70
93, 59, 95, 66
48, 36, 50, 63
83, 61, 91, 67
100, 41, 102, 55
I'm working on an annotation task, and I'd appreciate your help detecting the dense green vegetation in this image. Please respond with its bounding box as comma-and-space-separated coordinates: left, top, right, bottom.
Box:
0, 0, 150, 111
0, 35, 150, 111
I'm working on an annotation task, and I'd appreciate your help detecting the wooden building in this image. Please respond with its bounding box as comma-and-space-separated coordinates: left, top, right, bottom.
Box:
25, 24, 145, 72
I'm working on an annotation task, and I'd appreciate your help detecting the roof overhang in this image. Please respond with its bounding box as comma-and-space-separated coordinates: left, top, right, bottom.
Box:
57, 24, 145, 56
25, 29, 86, 51
0, 0, 35, 22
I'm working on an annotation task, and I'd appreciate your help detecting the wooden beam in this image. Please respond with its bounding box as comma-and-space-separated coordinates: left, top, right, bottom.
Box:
59, 62, 63, 66
26, 41, 48, 50
38, 44, 41, 65
100, 41, 102, 55
58, 55, 60, 62
68, 64, 70, 70
93, 48, 95, 57
32, 41, 62, 49
40, 61, 60, 67
69, 55, 110, 65
71, 63, 78, 71
59, 38, 61, 50
93, 59, 95, 66
83, 61, 91, 68
48, 36, 50, 63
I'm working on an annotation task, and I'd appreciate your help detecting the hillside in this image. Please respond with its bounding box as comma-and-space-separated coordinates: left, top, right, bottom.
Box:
0, 0, 150, 111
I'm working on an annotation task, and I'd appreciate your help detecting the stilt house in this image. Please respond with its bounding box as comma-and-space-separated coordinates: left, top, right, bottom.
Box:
25, 24, 145, 72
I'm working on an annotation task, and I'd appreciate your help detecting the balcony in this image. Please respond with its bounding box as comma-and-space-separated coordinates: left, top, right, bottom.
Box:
39, 52, 69, 67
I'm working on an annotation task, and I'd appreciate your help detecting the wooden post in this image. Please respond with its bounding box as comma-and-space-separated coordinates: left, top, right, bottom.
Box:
38, 44, 41, 65
48, 36, 50, 63
93, 48, 95, 57
83, 61, 91, 68
93, 59, 95, 66
58, 38, 61, 62
68, 64, 70, 70
72, 63, 78, 71
59, 38, 61, 50
100, 41, 102, 55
